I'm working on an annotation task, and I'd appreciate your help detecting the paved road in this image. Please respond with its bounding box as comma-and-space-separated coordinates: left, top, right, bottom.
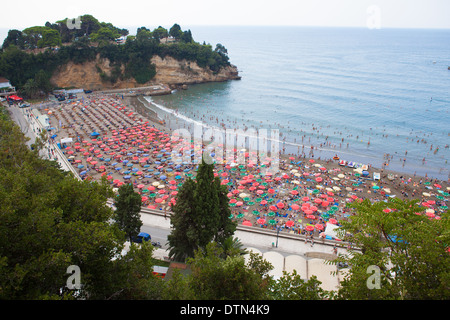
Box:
139, 210, 346, 260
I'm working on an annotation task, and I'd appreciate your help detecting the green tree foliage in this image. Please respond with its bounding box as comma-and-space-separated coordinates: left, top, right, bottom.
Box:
152, 26, 169, 42
269, 271, 328, 300
169, 24, 183, 40
90, 27, 120, 45
164, 242, 272, 300
37, 28, 61, 48
333, 198, 450, 300
0, 17, 231, 92
113, 183, 143, 242
0, 117, 161, 299
2, 29, 25, 49
168, 157, 237, 262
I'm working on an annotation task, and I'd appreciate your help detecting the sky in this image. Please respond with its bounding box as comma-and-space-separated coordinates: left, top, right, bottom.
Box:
1, 0, 450, 41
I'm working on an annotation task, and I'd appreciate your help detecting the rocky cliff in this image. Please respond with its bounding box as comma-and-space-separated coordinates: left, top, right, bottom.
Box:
50, 54, 240, 92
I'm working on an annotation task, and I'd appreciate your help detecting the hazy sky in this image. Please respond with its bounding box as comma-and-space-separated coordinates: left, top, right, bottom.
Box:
1, 0, 450, 33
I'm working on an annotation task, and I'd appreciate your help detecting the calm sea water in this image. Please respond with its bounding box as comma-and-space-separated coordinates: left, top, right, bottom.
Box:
146, 26, 450, 180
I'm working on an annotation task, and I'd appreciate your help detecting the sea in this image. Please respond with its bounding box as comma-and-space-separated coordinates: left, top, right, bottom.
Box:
143, 26, 450, 181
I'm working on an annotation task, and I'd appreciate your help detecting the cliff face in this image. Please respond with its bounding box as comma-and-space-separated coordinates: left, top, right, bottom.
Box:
50, 54, 240, 91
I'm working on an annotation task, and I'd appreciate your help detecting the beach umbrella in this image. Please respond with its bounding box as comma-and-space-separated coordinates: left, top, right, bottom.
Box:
328, 218, 338, 225
291, 204, 300, 210
305, 225, 314, 231
285, 220, 295, 227
315, 224, 324, 231
257, 218, 266, 225
276, 202, 285, 209
242, 221, 252, 226
306, 214, 316, 220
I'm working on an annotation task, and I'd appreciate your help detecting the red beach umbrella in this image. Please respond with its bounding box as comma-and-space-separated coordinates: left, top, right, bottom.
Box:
276, 202, 285, 209
285, 220, 295, 227
328, 218, 338, 224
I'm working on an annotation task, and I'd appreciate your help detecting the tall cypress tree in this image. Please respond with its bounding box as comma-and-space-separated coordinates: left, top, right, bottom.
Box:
168, 156, 236, 262
113, 183, 143, 242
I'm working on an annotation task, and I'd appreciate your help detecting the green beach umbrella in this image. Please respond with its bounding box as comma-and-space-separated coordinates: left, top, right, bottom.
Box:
268, 219, 277, 225
252, 210, 260, 215
237, 213, 245, 219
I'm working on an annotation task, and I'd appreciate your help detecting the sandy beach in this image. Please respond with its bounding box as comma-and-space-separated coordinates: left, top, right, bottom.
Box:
28, 92, 449, 240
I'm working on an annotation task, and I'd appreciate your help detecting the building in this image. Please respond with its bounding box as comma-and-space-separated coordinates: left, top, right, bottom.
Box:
32, 109, 51, 130
0, 77, 16, 97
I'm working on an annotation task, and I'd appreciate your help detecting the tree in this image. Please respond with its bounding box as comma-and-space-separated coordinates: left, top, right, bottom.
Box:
34, 69, 53, 95
2, 29, 25, 49
180, 30, 193, 43
214, 43, 228, 57
167, 156, 237, 262
269, 271, 328, 300
37, 28, 61, 48
90, 27, 120, 45
333, 198, 450, 300
113, 183, 143, 242
183, 242, 272, 299
169, 24, 183, 40
152, 26, 168, 42
22, 26, 50, 49
0, 116, 162, 299
221, 236, 247, 258
22, 78, 40, 99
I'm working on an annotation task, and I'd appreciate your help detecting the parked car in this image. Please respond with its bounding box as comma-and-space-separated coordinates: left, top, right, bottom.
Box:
19, 102, 30, 108
131, 232, 151, 243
